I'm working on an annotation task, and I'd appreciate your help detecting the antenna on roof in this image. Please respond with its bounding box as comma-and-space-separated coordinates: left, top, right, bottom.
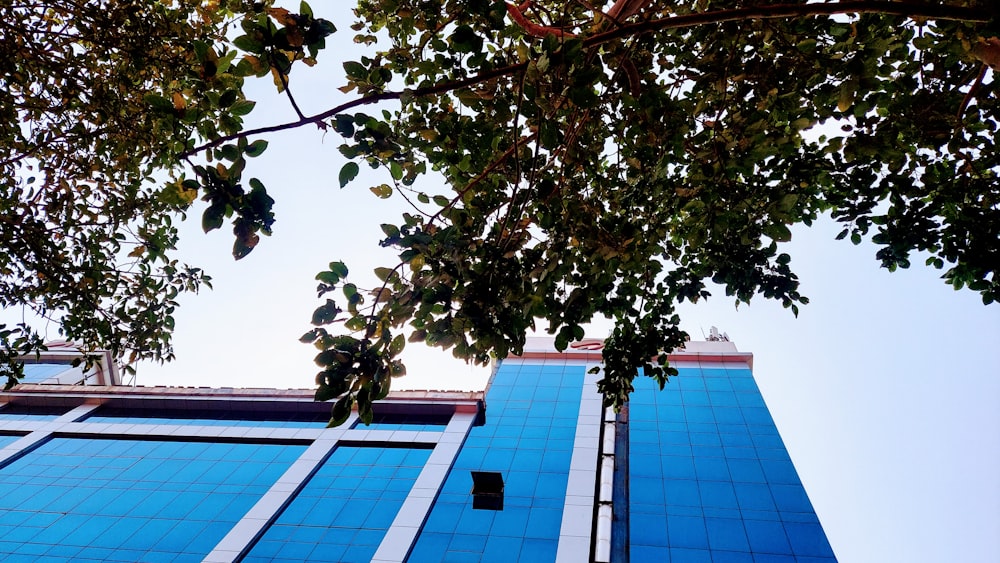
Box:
707, 327, 730, 342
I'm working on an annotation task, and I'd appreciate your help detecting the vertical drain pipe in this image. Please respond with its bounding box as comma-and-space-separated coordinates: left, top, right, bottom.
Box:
610, 405, 629, 562
594, 405, 617, 562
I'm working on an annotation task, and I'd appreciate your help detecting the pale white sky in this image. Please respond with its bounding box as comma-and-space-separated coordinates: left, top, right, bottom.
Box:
33, 6, 1000, 562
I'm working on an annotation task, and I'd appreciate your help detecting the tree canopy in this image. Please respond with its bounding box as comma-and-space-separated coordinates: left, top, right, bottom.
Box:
2, 0, 997, 423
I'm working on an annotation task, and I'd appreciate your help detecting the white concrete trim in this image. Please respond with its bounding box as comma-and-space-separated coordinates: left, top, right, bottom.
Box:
0, 431, 51, 466
555, 362, 604, 563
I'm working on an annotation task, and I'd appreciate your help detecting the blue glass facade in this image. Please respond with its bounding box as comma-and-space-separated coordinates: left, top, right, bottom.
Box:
0, 340, 835, 562
85, 406, 330, 428
0, 438, 305, 562
0, 405, 66, 420
351, 411, 452, 432
245, 445, 432, 563
19, 363, 72, 383
407, 361, 586, 562
627, 364, 836, 562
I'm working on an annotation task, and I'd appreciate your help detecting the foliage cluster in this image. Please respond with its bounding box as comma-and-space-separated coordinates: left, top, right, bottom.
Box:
1, 1, 997, 421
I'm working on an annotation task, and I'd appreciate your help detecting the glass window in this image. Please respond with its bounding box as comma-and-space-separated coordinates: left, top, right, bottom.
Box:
407, 362, 586, 562
351, 411, 451, 432
19, 363, 76, 383
0, 437, 304, 560
628, 365, 835, 559
84, 406, 330, 428
0, 405, 67, 420
244, 445, 431, 563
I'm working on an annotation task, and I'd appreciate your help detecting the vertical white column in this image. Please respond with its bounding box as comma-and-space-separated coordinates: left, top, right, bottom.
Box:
555, 365, 604, 563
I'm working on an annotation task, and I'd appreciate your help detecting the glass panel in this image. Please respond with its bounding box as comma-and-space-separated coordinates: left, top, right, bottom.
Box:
0, 405, 67, 421
244, 445, 431, 563
0, 435, 21, 449
351, 411, 451, 432
628, 366, 836, 560
406, 362, 586, 563
0, 437, 305, 561
84, 406, 330, 428
19, 363, 75, 383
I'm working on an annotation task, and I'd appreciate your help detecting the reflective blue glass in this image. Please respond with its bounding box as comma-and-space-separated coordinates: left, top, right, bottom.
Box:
244, 445, 431, 563
351, 411, 451, 432
19, 363, 74, 383
0, 405, 66, 420
0, 437, 304, 560
84, 406, 329, 427
628, 365, 836, 561
0, 435, 21, 449
407, 362, 586, 562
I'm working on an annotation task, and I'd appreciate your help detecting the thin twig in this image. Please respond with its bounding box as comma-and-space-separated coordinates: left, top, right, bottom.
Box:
955, 63, 988, 131
274, 64, 307, 120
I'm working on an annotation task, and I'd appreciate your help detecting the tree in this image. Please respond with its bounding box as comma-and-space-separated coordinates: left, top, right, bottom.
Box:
0, 0, 334, 383
1, 1, 997, 423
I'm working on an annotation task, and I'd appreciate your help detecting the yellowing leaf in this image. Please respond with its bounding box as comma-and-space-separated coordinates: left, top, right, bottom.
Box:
790, 117, 812, 131
370, 184, 393, 199
408, 255, 425, 272
267, 7, 298, 26
243, 55, 266, 74
971, 37, 1000, 70
172, 92, 186, 110
271, 67, 286, 92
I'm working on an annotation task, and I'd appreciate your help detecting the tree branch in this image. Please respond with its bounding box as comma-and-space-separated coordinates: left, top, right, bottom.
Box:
182, 1, 994, 159
587, 1, 994, 47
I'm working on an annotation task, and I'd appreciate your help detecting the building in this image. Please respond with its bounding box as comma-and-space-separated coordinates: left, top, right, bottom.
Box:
16, 341, 121, 385
0, 338, 836, 562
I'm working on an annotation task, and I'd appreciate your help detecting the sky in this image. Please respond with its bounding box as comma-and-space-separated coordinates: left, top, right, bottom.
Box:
36, 5, 1000, 562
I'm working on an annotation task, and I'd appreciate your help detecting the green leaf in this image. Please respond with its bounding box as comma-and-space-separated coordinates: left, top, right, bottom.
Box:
311, 299, 341, 325
315, 382, 338, 402
569, 86, 599, 108
388, 334, 405, 357
316, 271, 341, 285
334, 114, 355, 137
202, 204, 226, 233
245, 139, 268, 157
374, 267, 396, 282
766, 224, 792, 242
328, 394, 354, 427
796, 38, 817, 53
233, 35, 264, 53
144, 94, 173, 112
357, 387, 373, 424
380, 224, 400, 238
339, 162, 360, 188
300, 328, 321, 343
343, 61, 366, 79
389, 162, 403, 180
219, 144, 240, 161
230, 100, 257, 116
343, 283, 358, 299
